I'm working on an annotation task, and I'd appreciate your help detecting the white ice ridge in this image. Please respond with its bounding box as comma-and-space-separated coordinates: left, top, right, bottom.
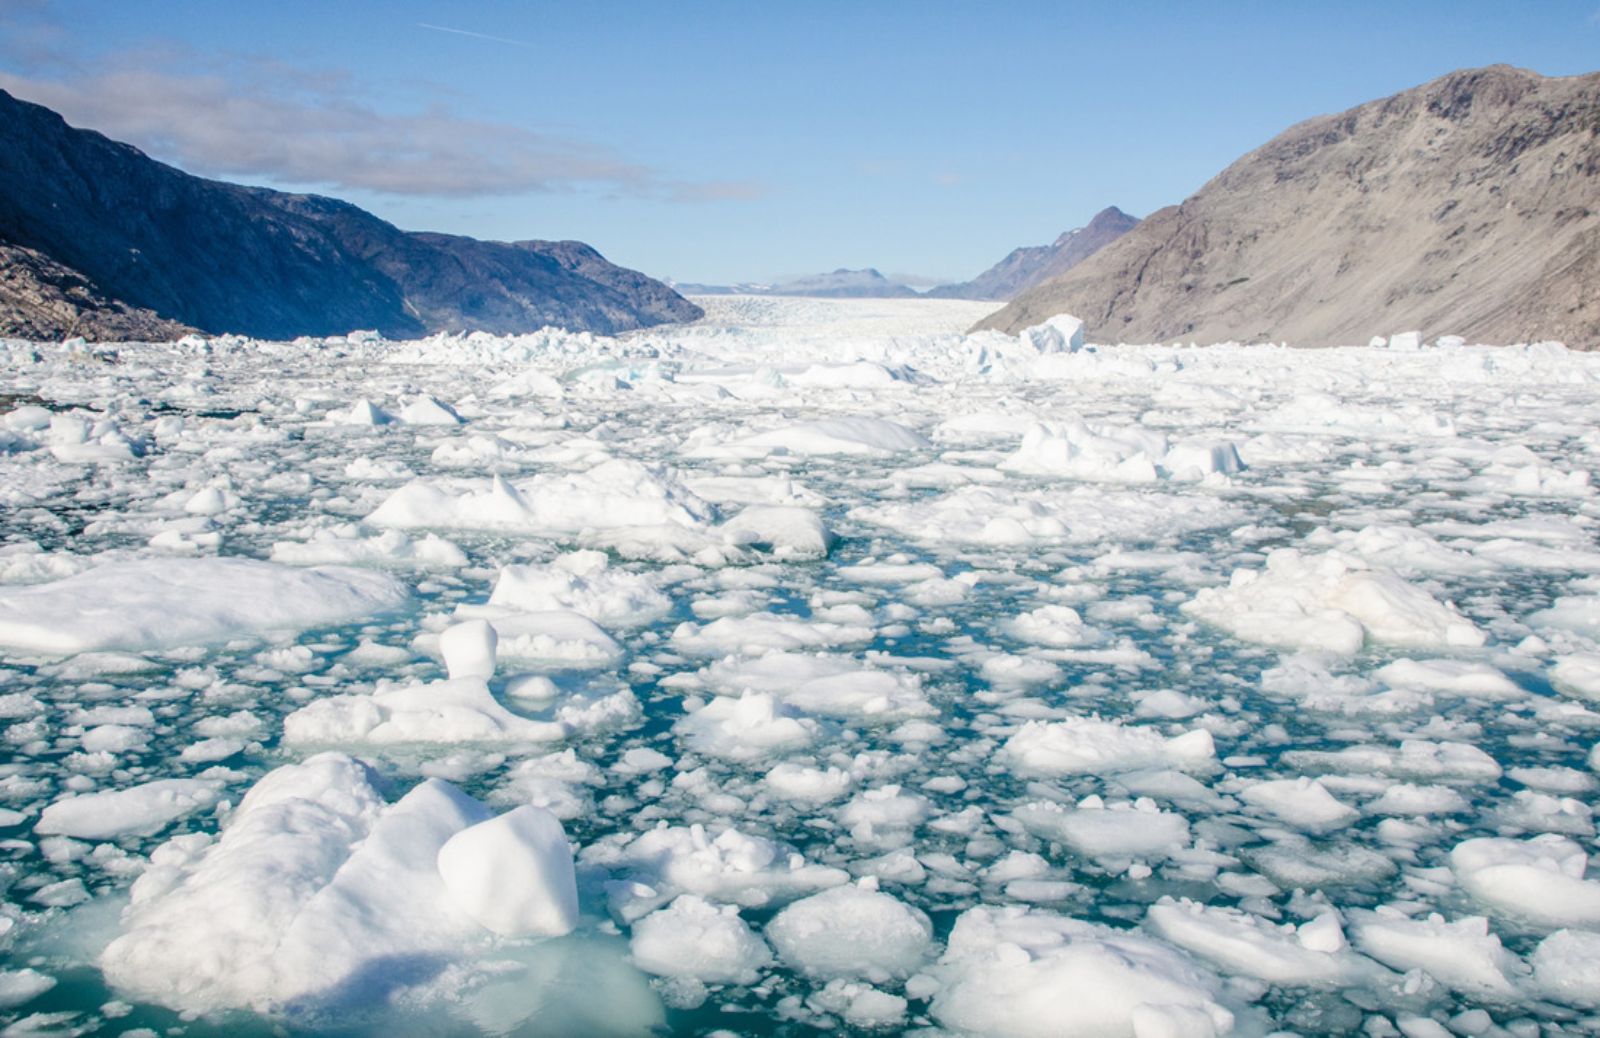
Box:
100, 754, 580, 1014
1183, 548, 1486, 654
0, 557, 407, 655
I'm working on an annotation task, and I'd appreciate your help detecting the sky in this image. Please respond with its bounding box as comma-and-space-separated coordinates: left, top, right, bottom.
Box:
2, 1, 1598, 285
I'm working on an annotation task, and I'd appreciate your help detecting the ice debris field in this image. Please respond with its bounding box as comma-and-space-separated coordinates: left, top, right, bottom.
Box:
0, 294, 1598, 1037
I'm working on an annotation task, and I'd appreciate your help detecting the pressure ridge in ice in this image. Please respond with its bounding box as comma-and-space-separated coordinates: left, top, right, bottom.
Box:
2, 295, 1600, 1037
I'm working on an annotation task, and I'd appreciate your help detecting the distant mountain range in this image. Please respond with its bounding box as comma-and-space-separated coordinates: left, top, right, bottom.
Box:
678, 211, 1139, 303
0, 89, 701, 341
677, 268, 920, 298
978, 66, 1600, 347
927, 207, 1140, 301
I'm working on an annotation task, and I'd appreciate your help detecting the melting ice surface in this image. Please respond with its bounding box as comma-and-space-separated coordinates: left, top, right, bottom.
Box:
0, 296, 1599, 1036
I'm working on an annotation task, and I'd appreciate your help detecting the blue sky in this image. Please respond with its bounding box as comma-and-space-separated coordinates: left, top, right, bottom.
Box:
2, 1, 1598, 284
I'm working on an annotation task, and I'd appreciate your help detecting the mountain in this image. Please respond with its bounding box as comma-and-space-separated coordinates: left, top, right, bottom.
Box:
977, 66, 1600, 347
770, 268, 919, 298
0, 89, 701, 341
928, 207, 1139, 300
0, 243, 194, 342
674, 268, 919, 299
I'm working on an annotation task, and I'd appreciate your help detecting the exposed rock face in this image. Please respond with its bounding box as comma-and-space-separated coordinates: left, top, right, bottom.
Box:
928, 207, 1139, 301
0, 89, 701, 341
978, 66, 1600, 347
0, 243, 195, 342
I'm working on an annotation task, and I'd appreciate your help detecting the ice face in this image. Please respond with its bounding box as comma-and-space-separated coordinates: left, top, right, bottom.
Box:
1, 296, 1599, 1035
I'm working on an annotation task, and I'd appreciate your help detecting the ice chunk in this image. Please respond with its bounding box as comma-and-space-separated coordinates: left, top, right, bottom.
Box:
436, 805, 579, 938
583, 823, 847, 919
1238, 777, 1359, 832
765, 883, 932, 981
676, 691, 818, 761
1450, 835, 1600, 929
1284, 740, 1503, 782
733, 417, 930, 457
1531, 929, 1600, 1006
629, 895, 771, 983
1374, 658, 1521, 699
1351, 911, 1523, 997
1019, 313, 1085, 354
764, 762, 853, 802
930, 905, 1233, 1038
1000, 419, 1243, 484
1551, 653, 1600, 702
720, 505, 834, 559
35, 778, 220, 840
368, 459, 716, 538
100, 755, 502, 1013
1014, 797, 1190, 860
0, 970, 57, 1009
1002, 717, 1216, 776
439, 619, 497, 680
1183, 549, 1484, 654
1147, 899, 1383, 987
687, 653, 933, 723
282, 668, 623, 745
396, 395, 462, 425
0, 558, 406, 655
486, 551, 670, 627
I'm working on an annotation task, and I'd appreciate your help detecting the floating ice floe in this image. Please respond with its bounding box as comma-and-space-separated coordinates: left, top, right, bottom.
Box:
284, 620, 636, 746
999, 419, 1244, 484
35, 778, 221, 840
629, 895, 772, 984
725, 416, 931, 457
765, 881, 933, 981
1450, 835, 1600, 929
100, 754, 584, 1018
1349, 910, 1525, 998
368, 459, 716, 540
1013, 796, 1192, 861
1183, 549, 1485, 654
1146, 899, 1388, 988
582, 822, 848, 921
928, 905, 1235, 1038
1002, 717, 1217, 776
0, 557, 407, 655
485, 551, 671, 627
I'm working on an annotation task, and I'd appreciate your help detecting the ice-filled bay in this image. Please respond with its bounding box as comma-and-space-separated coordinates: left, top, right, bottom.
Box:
0, 295, 1597, 1036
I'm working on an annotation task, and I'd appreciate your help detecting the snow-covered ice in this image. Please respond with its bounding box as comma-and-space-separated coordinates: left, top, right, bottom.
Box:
2, 295, 1599, 1035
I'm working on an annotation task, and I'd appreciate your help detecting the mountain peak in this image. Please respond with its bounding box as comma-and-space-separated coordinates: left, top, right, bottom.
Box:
927, 208, 1141, 301
976, 65, 1600, 346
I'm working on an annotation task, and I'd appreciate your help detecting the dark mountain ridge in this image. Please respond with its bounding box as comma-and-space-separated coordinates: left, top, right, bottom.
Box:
0, 89, 701, 341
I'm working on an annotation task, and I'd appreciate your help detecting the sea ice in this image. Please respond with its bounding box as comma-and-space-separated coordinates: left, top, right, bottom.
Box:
0, 558, 406, 655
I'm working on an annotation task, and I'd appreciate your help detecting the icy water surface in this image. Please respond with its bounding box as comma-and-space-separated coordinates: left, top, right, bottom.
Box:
1, 297, 1599, 1036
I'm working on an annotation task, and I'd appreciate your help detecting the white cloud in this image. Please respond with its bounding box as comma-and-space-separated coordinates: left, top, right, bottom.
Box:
0, 13, 758, 202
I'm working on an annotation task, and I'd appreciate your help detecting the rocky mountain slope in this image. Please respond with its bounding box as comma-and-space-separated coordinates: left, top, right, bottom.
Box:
977, 66, 1600, 347
929, 206, 1139, 300
0, 89, 701, 341
0, 243, 195, 342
